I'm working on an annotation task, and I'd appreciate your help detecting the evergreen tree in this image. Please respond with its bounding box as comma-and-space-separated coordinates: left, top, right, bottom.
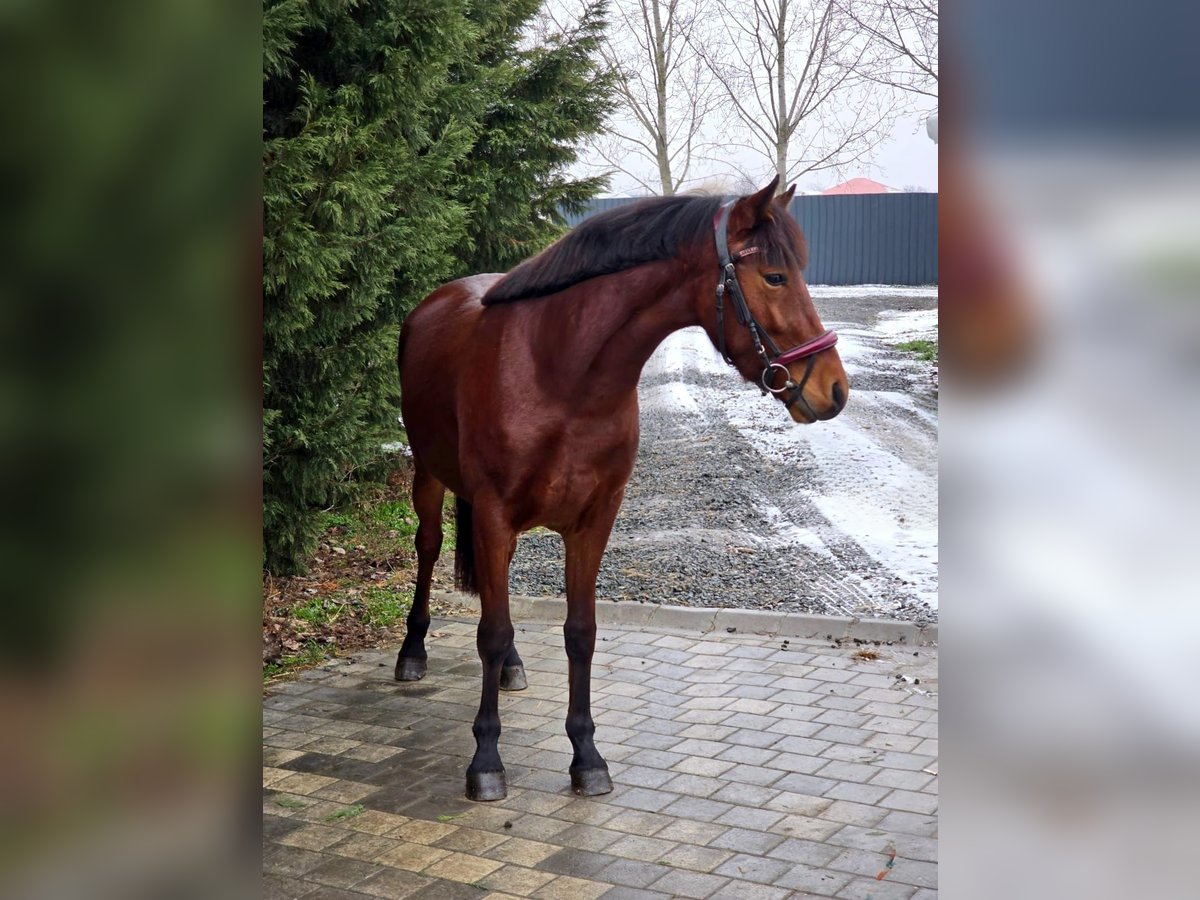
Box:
453, 1, 615, 274
263, 0, 614, 574
264, 0, 474, 573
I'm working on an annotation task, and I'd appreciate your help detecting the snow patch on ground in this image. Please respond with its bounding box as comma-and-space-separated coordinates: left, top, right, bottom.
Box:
757, 501, 836, 559
875, 307, 939, 342
871, 390, 939, 428
639, 293, 939, 615
799, 410, 939, 608
810, 284, 939, 299
657, 326, 728, 376
641, 381, 703, 421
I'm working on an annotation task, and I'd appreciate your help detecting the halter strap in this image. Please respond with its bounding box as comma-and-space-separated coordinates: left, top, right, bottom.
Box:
711, 200, 838, 414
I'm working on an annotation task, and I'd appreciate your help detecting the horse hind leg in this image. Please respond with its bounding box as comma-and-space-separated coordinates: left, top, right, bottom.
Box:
498, 532, 527, 692
499, 644, 527, 692
395, 462, 445, 682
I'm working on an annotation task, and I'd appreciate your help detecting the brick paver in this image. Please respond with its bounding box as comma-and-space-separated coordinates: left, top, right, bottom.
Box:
264, 618, 937, 898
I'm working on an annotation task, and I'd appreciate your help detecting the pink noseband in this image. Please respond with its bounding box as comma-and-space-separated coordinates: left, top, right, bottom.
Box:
772, 329, 838, 367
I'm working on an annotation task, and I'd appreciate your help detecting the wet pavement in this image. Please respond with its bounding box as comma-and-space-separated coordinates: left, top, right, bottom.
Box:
264, 615, 938, 899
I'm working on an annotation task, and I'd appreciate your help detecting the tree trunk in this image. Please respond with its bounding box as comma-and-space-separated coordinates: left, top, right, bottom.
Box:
652, 0, 673, 194
658, 141, 674, 195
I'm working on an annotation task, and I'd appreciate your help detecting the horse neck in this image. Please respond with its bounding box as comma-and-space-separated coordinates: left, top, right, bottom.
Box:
534, 259, 706, 401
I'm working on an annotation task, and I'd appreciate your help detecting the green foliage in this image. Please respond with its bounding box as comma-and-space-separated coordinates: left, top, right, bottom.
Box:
321, 494, 419, 561
263, 640, 327, 681
452, 1, 616, 273
360, 587, 411, 628
367, 501, 420, 540
263, 0, 470, 573
291, 596, 344, 626
326, 804, 365, 821
894, 339, 938, 362
263, 1, 613, 573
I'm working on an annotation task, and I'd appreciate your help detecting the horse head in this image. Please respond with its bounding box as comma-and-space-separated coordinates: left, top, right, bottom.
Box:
701, 177, 849, 423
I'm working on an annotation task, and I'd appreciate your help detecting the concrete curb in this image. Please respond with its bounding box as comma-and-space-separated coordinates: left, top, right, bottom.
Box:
435, 590, 937, 646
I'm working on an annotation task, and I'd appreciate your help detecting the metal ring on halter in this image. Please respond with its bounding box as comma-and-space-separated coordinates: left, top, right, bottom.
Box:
761, 363, 795, 395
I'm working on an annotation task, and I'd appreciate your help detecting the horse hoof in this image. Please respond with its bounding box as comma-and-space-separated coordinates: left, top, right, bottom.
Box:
466, 769, 507, 802
570, 767, 613, 797
395, 657, 427, 682
499, 665, 527, 692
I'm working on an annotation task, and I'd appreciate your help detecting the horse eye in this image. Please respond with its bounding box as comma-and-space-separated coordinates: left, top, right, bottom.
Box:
764, 273, 787, 286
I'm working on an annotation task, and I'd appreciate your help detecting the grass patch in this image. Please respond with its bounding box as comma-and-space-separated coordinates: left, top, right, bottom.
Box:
321, 510, 356, 530
320, 493, 420, 561
266, 469, 471, 685
326, 804, 365, 822
361, 587, 411, 628
894, 339, 938, 362
368, 500, 420, 537
264, 640, 327, 682
273, 795, 307, 809
291, 597, 345, 627
442, 492, 456, 542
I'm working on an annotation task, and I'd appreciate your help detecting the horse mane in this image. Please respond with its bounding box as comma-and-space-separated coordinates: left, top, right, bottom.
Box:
483, 194, 810, 305
482, 195, 720, 305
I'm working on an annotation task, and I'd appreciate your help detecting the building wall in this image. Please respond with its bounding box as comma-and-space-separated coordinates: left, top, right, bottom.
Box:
561, 193, 938, 286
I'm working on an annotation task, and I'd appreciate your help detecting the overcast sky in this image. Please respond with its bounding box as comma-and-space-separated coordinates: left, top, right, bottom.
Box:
580, 107, 938, 196
864, 110, 939, 192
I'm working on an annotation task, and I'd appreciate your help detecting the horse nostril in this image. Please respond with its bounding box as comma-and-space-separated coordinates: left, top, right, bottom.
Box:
831, 381, 846, 411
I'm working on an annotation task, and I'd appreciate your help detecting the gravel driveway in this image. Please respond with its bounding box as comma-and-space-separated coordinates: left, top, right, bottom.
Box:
505, 286, 938, 622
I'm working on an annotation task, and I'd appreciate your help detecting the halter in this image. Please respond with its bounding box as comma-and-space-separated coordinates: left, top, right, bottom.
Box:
713, 201, 838, 419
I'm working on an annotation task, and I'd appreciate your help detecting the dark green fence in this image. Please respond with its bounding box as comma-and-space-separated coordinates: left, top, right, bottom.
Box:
563, 193, 938, 286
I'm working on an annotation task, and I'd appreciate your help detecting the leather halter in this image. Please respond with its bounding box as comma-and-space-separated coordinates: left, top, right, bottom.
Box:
713, 201, 838, 418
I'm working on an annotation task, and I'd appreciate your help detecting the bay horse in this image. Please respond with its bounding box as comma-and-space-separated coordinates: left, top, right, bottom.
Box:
394, 177, 848, 801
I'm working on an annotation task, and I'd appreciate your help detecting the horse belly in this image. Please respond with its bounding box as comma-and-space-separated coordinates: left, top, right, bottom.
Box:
516, 411, 639, 533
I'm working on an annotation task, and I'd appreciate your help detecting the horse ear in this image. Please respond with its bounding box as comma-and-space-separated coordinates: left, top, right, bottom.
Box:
749, 176, 781, 219
730, 175, 781, 233
777, 183, 797, 207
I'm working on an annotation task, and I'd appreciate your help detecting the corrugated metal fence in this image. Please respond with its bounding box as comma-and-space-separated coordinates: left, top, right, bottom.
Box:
561, 193, 938, 286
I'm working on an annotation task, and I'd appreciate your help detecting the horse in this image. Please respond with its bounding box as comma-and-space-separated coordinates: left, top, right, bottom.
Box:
394, 177, 848, 801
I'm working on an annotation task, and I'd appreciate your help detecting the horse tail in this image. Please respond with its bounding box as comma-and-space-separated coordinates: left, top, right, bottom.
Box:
454, 496, 478, 594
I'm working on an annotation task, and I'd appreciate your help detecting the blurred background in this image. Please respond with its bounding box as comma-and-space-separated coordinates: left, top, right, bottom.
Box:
944, 1, 1200, 898
0, 0, 1197, 897
0, 1, 259, 897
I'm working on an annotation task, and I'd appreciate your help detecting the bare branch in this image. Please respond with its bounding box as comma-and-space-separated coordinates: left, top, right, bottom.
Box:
834, 0, 938, 102
699, 0, 902, 188
591, 0, 721, 194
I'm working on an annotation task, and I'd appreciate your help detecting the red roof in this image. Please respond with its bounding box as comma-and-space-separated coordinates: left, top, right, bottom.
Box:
821, 177, 895, 195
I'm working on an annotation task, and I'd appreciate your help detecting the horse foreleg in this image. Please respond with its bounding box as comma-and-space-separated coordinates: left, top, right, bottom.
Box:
466, 502, 516, 801
395, 463, 445, 682
562, 497, 621, 796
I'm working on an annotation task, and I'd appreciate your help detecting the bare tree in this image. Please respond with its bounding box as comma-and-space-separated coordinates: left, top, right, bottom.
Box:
837, 0, 937, 101
593, 0, 721, 195
702, 0, 897, 189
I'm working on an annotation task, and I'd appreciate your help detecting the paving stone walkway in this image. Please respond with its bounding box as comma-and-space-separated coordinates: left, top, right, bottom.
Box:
264, 617, 938, 899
